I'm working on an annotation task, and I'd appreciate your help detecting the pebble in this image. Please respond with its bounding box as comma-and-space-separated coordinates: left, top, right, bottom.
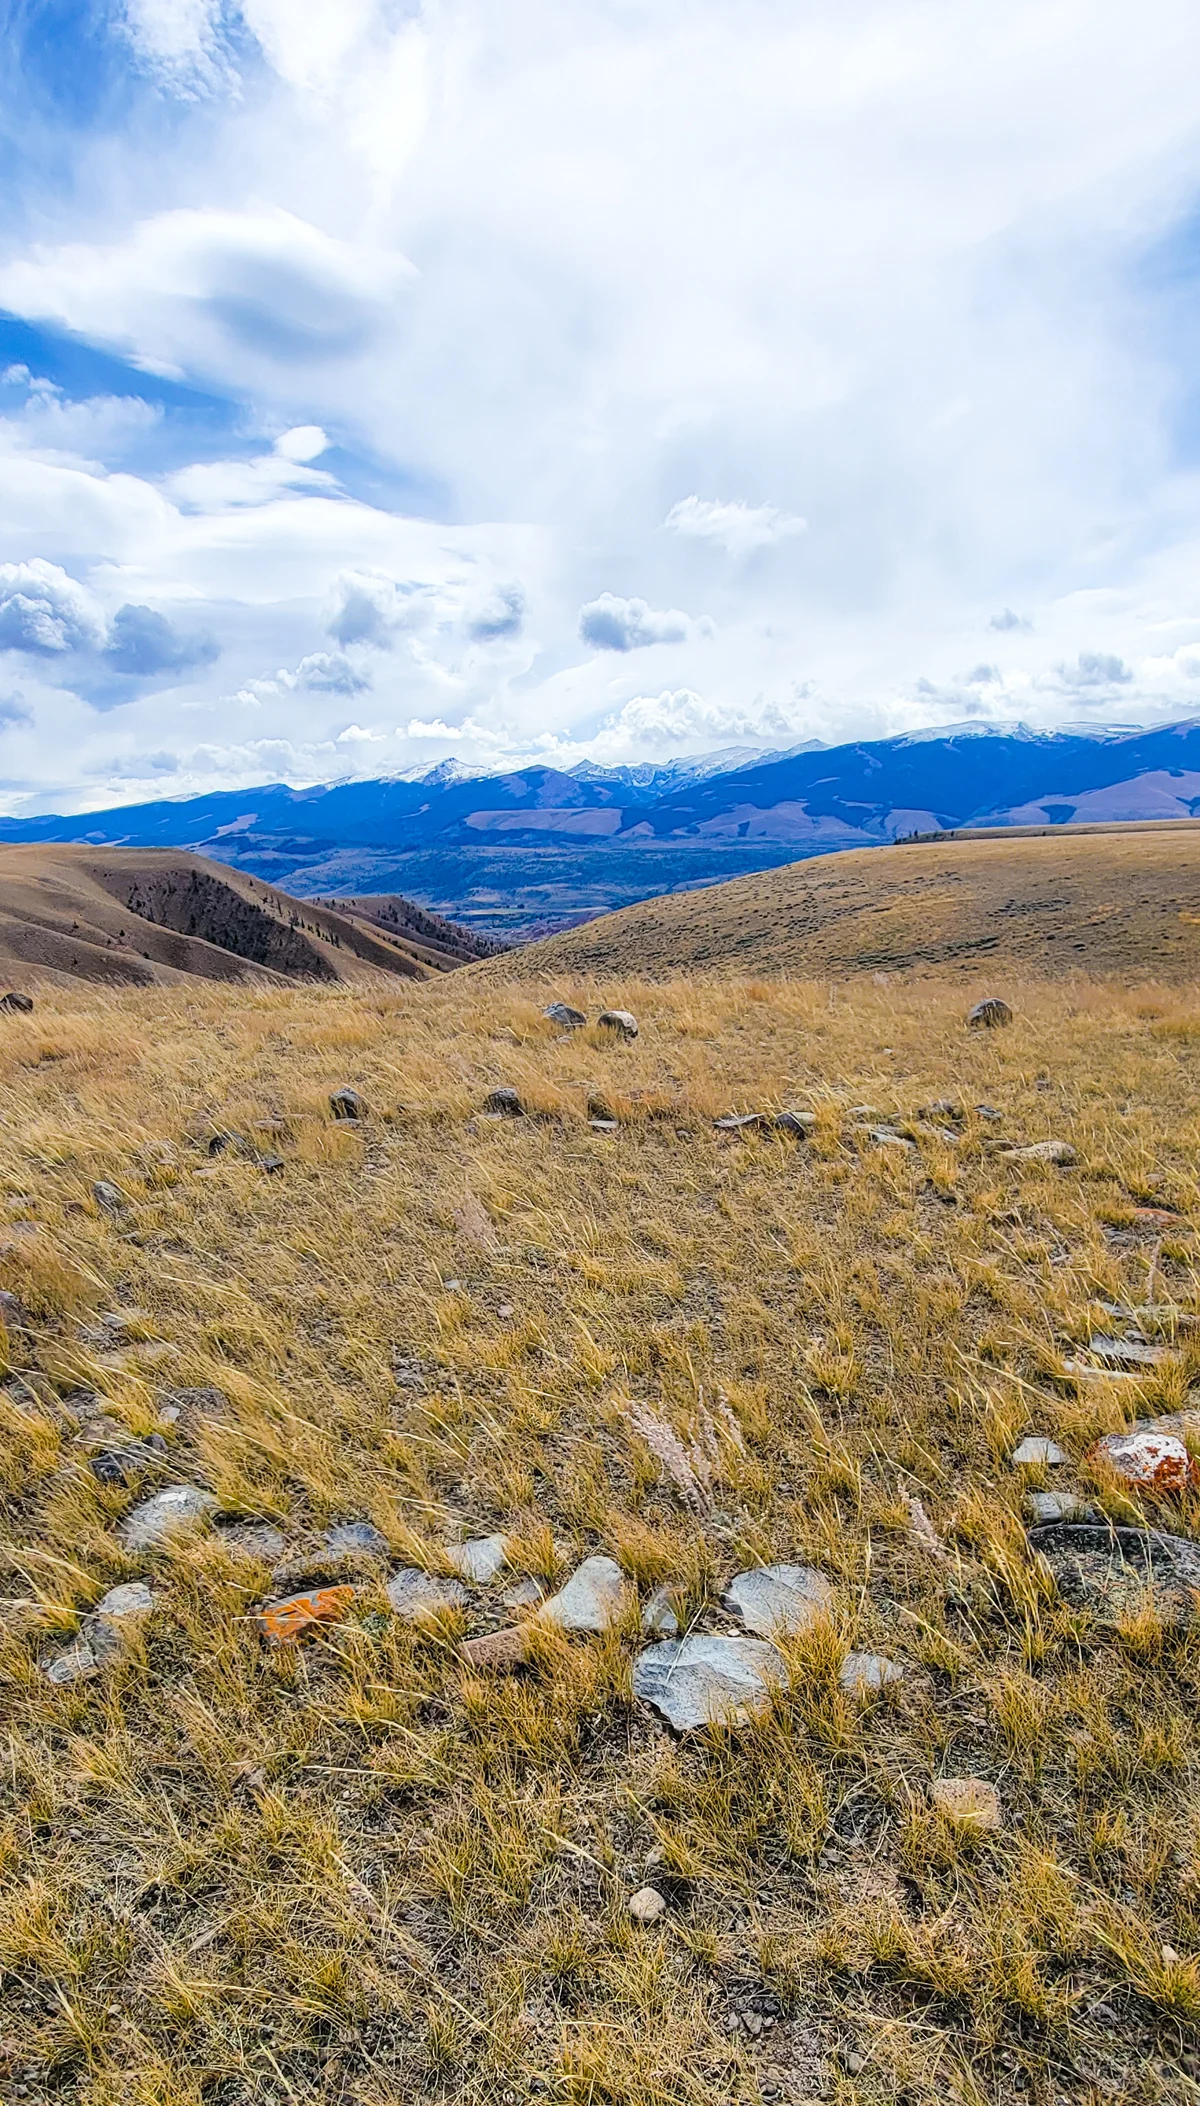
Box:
967, 998, 1013, 1029
869, 1128, 915, 1150
839, 1650, 903, 1695
589, 1119, 619, 1134
542, 1555, 632, 1632
385, 1569, 470, 1619
444, 1533, 509, 1583
598, 1009, 638, 1038
930, 1776, 1002, 1830
92, 1180, 128, 1214
724, 1563, 833, 1638
1089, 1429, 1200, 1497
329, 1087, 366, 1120
641, 1583, 681, 1637
1025, 1489, 1095, 1524
628, 1886, 667, 1924
485, 1087, 524, 1116
544, 1002, 586, 1028
975, 1103, 1003, 1120
1011, 1436, 1067, 1467
118, 1483, 217, 1551
89, 1435, 169, 1486
633, 1633, 788, 1731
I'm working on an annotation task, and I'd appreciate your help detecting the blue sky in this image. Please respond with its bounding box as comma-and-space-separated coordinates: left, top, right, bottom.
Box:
2, 1, 1200, 811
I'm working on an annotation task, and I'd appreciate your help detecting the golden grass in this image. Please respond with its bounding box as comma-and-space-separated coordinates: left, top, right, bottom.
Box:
1, 968, 1199, 2103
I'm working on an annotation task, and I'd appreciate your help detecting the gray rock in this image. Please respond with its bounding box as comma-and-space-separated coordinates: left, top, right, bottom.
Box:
544, 1002, 587, 1028
1004, 1139, 1077, 1166
641, 1583, 681, 1637
925, 1099, 963, 1121
714, 1112, 774, 1133
1024, 1489, 1095, 1524
975, 1103, 1003, 1120
485, 1087, 523, 1117
385, 1569, 469, 1619
1086, 1335, 1169, 1367
444, 1533, 508, 1584
598, 1009, 638, 1038
1011, 1436, 1068, 1467
44, 1638, 99, 1684
542, 1554, 632, 1632
157, 1386, 228, 1426
839, 1650, 903, 1695
89, 1436, 169, 1487
633, 1633, 788, 1731
257, 1154, 286, 1175
207, 1128, 249, 1156
725, 1564, 833, 1638
869, 1128, 916, 1151
329, 1087, 366, 1120
0, 989, 34, 1013
118, 1482, 217, 1550
501, 1577, 545, 1611
92, 1180, 128, 1214
324, 1520, 391, 1558
775, 1109, 816, 1136
84, 1581, 154, 1663
589, 1119, 619, 1134
968, 998, 1013, 1029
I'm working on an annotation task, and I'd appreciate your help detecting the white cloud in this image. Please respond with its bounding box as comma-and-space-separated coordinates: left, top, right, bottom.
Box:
664, 497, 807, 558
0, 561, 106, 654
578, 593, 691, 651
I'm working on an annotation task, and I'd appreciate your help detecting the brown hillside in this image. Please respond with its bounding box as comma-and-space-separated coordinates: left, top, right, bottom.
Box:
477, 822, 1200, 985
0, 846, 476, 991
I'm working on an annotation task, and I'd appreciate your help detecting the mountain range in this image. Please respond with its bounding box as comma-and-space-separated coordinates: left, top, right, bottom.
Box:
3, 719, 1198, 938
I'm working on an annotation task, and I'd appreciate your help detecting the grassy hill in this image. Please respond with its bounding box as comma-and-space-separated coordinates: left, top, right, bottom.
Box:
480, 822, 1200, 986
3, 936, 1200, 2104
0, 846, 490, 991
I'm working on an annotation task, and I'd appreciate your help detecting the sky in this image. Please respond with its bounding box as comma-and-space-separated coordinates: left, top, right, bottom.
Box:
2, 2, 1200, 811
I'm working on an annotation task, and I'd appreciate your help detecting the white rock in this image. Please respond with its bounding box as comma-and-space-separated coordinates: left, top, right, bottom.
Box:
444, 1534, 508, 1584
44, 1638, 99, 1684
541, 1555, 632, 1632
839, 1651, 903, 1695
1024, 1490, 1094, 1524
1089, 1430, 1198, 1497
641, 1583, 680, 1637
633, 1634, 787, 1731
1086, 1336, 1169, 1368
723, 1564, 833, 1638
1011, 1436, 1067, 1467
385, 1569, 469, 1618
85, 1581, 154, 1663
118, 1483, 217, 1551
628, 1885, 666, 1923
1004, 1139, 1076, 1165
598, 1010, 638, 1038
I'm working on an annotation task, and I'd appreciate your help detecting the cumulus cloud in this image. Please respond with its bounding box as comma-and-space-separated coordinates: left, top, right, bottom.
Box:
102, 604, 219, 676
468, 583, 525, 641
0, 561, 106, 654
326, 569, 422, 646
578, 593, 691, 651
1054, 651, 1134, 689
589, 688, 801, 757
664, 497, 807, 558
294, 651, 369, 694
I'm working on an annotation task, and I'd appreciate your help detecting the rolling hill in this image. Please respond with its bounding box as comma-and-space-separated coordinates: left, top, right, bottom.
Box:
478, 821, 1200, 985
0, 846, 493, 991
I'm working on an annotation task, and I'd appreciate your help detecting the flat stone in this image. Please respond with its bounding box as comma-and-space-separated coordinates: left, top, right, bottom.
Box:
385, 1568, 469, 1619
714, 1112, 774, 1133
633, 1634, 788, 1731
1089, 1430, 1200, 1497
1086, 1335, 1169, 1367
541, 1554, 632, 1632
967, 998, 1013, 1029
329, 1088, 366, 1120
118, 1482, 217, 1551
775, 1109, 816, 1135
461, 1625, 533, 1672
44, 1638, 99, 1685
869, 1128, 915, 1150
589, 1119, 619, 1134
92, 1180, 128, 1214
628, 1885, 667, 1924
1025, 1490, 1096, 1524
484, 1087, 524, 1116
0, 989, 34, 1012
501, 1577, 545, 1612
323, 1520, 391, 1558
724, 1564, 833, 1638
1011, 1436, 1068, 1467
84, 1581, 154, 1663
544, 1002, 587, 1028
975, 1103, 1003, 1120
444, 1533, 508, 1584
930, 1776, 1002, 1830
258, 1585, 357, 1644
641, 1583, 681, 1637
839, 1650, 903, 1695
598, 1009, 638, 1038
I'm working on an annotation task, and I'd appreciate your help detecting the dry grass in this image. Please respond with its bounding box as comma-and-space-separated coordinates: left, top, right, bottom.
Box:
1, 968, 1200, 2103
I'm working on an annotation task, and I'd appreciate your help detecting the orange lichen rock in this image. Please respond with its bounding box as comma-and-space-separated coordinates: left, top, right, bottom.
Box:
1089, 1430, 1200, 1498
257, 1585, 357, 1643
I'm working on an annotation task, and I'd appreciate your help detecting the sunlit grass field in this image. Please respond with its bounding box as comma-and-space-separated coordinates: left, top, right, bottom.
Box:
3, 969, 1200, 2105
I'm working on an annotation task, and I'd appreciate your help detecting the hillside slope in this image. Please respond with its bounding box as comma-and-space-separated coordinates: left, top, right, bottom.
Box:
0, 847, 489, 991
478, 821, 1200, 985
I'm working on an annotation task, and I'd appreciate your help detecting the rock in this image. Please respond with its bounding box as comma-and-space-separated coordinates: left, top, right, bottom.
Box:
258, 1584, 357, 1644
930, 1776, 1002, 1831
89, 1436, 169, 1487
485, 1087, 524, 1117
544, 1002, 587, 1028
118, 1482, 217, 1550
444, 1533, 508, 1583
1089, 1429, 1200, 1497
44, 1638, 99, 1684
598, 1009, 638, 1039
207, 1128, 249, 1156
84, 1581, 154, 1663
975, 1103, 1003, 1120
330, 1088, 366, 1120
724, 1564, 833, 1638
501, 1577, 545, 1612
589, 1119, 619, 1134
1027, 1516, 1200, 1624
385, 1569, 469, 1619
1004, 1140, 1077, 1166
839, 1651, 903, 1695
633, 1634, 788, 1731
92, 1180, 128, 1214
641, 1583, 680, 1637
869, 1128, 915, 1151
967, 998, 1013, 1029
1086, 1336, 1169, 1368
926, 1099, 963, 1121
323, 1520, 391, 1558
628, 1885, 667, 1924
461, 1625, 533, 1671
1025, 1490, 1095, 1524
775, 1109, 816, 1136
257, 1154, 285, 1175
714, 1113, 774, 1133
0, 989, 34, 1013
542, 1555, 632, 1632
1011, 1436, 1068, 1467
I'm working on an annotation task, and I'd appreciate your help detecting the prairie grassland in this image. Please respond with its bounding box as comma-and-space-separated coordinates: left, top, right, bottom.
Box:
1, 970, 1200, 2106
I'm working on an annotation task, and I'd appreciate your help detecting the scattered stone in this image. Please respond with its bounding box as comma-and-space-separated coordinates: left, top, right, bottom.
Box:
847, 1105, 880, 1120
497, 1302, 514, 1318
1025, 1489, 1095, 1524
44, 1638, 99, 1685
714, 1109, 815, 1137
444, 1533, 508, 1584
385, 1568, 469, 1619
0, 990, 34, 1013
724, 1564, 833, 1637
84, 1581, 154, 1663
598, 1009, 638, 1038
207, 1128, 248, 1156
324, 1521, 391, 1558
89, 1435, 169, 1486
118, 1482, 217, 1550
589, 1119, 619, 1134
461, 1624, 533, 1672
775, 1108, 817, 1135
330, 1087, 366, 1120
975, 1103, 1003, 1120
930, 1776, 1002, 1831
1011, 1436, 1068, 1467
157, 1385, 228, 1426
1003, 1139, 1077, 1166
485, 1087, 524, 1117
92, 1180, 128, 1214
633, 1634, 787, 1731
501, 1577, 545, 1612
1086, 1335, 1169, 1368
925, 1099, 963, 1120
544, 1002, 587, 1028
258, 1585, 357, 1644
641, 1583, 681, 1637
1089, 1429, 1200, 1497
968, 998, 1013, 1029
839, 1651, 903, 1695
257, 1154, 285, 1175
542, 1555, 632, 1632
628, 1885, 667, 1924
869, 1128, 916, 1151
